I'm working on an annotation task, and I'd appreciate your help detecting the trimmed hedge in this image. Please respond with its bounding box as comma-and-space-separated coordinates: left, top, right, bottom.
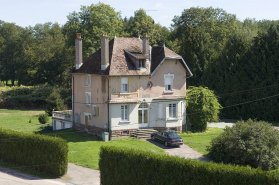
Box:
99, 146, 279, 185
0, 128, 68, 176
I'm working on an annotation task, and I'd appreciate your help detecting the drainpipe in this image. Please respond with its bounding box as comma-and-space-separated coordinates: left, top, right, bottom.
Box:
107, 77, 111, 140
72, 75, 75, 127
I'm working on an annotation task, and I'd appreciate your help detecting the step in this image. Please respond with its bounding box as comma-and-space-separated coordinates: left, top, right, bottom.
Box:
136, 135, 152, 139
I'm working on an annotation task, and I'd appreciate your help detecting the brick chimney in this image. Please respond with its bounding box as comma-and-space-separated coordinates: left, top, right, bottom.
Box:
142, 33, 149, 57
101, 33, 109, 70
75, 33, 83, 70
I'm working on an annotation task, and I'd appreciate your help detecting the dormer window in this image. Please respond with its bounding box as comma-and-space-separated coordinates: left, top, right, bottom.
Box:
139, 59, 146, 68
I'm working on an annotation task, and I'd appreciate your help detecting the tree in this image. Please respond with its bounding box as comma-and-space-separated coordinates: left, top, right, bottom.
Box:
207, 119, 279, 171
123, 9, 170, 46
64, 3, 123, 58
186, 86, 221, 132
45, 90, 67, 116
171, 7, 237, 85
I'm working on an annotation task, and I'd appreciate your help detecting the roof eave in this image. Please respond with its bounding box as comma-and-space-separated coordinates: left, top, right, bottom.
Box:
151, 57, 193, 77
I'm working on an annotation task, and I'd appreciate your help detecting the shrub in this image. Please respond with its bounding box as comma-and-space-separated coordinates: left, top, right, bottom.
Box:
99, 146, 279, 185
45, 90, 67, 116
0, 85, 71, 109
38, 113, 49, 124
207, 119, 279, 171
186, 86, 221, 132
0, 128, 68, 176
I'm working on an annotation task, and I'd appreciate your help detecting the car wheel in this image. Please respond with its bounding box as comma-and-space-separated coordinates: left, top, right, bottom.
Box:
151, 136, 155, 141
164, 141, 168, 147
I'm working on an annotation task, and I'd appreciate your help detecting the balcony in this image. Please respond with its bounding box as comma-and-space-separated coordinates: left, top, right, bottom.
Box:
52, 110, 72, 121
111, 91, 139, 100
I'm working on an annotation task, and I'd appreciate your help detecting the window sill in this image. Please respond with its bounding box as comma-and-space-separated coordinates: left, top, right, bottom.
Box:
167, 118, 178, 121
120, 93, 130, 95
119, 121, 130, 124
86, 104, 91, 107
164, 91, 174, 93
85, 85, 91, 87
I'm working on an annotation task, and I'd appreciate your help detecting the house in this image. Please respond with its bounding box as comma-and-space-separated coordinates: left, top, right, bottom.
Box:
53, 33, 192, 139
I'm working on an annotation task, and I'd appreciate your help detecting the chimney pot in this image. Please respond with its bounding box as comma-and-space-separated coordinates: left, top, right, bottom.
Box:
142, 34, 149, 58
101, 34, 109, 70
75, 33, 83, 70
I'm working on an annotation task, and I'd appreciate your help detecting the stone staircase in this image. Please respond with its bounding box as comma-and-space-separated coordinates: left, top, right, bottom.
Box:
131, 129, 157, 139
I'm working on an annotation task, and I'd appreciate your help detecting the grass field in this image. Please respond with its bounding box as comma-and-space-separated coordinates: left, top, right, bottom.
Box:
0, 109, 49, 133
0, 109, 165, 170
45, 130, 165, 170
179, 127, 224, 155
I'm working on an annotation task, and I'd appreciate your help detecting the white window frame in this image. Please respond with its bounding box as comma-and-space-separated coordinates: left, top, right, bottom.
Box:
85, 92, 91, 107
169, 103, 177, 118
85, 75, 91, 87
158, 103, 163, 119
164, 73, 174, 92
121, 77, 129, 93
121, 105, 129, 121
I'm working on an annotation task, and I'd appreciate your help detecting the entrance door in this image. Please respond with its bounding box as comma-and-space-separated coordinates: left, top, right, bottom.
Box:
85, 115, 89, 130
138, 103, 148, 128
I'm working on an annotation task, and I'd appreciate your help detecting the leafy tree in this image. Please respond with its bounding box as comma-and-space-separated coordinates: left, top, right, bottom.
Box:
171, 7, 237, 85
46, 90, 67, 116
207, 119, 279, 171
64, 2, 123, 58
186, 86, 221, 132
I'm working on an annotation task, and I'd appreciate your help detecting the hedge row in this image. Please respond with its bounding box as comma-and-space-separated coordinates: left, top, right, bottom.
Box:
99, 146, 279, 185
0, 85, 71, 109
0, 128, 68, 176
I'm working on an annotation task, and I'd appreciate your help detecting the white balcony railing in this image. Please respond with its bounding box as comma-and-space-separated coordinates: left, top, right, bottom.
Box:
52, 110, 72, 121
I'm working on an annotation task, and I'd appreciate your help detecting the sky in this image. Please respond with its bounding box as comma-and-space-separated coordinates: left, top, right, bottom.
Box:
0, 0, 279, 28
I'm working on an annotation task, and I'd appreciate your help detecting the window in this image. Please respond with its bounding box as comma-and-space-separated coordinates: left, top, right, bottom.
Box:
147, 81, 152, 89
169, 104, 177, 118
93, 105, 99, 117
158, 103, 163, 119
139, 59, 146, 68
164, 74, 174, 91
121, 105, 128, 121
86, 75, 91, 87
85, 92, 91, 106
121, 78, 128, 93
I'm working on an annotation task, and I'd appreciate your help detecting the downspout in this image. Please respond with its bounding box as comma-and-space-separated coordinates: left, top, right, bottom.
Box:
107, 76, 111, 140
72, 75, 75, 127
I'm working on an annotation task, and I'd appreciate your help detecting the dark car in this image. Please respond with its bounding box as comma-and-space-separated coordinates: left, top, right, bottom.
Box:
151, 131, 183, 147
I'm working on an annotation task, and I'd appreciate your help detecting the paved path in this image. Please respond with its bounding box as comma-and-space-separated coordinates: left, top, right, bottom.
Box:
146, 139, 210, 162
0, 163, 100, 185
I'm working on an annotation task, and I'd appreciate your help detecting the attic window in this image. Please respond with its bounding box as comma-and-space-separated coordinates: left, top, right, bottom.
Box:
139, 59, 146, 68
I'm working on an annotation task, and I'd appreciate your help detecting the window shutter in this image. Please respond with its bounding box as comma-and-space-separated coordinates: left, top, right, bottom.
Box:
166, 104, 169, 118
96, 107, 99, 117
158, 103, 162, 119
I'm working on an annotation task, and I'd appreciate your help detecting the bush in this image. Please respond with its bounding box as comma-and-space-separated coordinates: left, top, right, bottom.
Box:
38, 113, 49, 124
0, 85, 71, 109
0, 128, 68, 176
186, 86, 221, 132
45, 90, 67, 116
99, 146, 279, 185
207, 119, 279, 171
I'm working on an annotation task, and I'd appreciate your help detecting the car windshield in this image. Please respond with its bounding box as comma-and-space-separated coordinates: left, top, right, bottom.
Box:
167, 132, 180, 139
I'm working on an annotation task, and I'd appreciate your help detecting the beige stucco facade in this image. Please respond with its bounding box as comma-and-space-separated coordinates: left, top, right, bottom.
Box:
72, 58, 188, 136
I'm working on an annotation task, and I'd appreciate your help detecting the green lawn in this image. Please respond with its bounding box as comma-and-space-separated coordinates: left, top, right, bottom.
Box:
179, 127, 224, 155
0, 109, 165, 170
44, 130, 165, 170
0, 109, 48, 133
